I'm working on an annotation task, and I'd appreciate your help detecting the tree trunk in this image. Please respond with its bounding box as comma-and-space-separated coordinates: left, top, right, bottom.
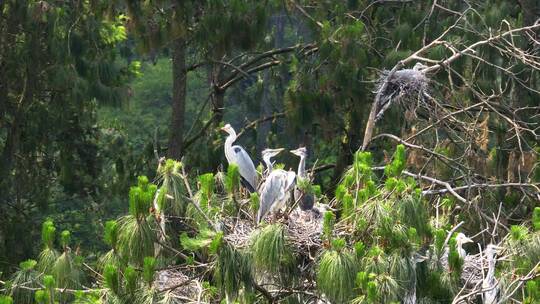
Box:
167, 38, 187, 160
332, 108, 362, 188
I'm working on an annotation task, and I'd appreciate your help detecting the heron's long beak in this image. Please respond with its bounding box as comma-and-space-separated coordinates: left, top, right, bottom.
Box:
463, 236, 473, 244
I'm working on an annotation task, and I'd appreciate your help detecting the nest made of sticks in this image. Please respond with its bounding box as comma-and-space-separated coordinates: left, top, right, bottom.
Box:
374, 64, 430, 122
155, 269, 202, 300
223, 208, 324, 258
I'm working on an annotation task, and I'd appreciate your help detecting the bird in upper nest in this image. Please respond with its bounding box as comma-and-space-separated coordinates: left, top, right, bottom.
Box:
374, 62, 429, 122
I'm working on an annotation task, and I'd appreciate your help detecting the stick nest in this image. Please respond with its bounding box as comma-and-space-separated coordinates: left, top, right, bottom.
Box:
375, 66, 430, 121
155, 269, 202, 299
223, 208, 324, 258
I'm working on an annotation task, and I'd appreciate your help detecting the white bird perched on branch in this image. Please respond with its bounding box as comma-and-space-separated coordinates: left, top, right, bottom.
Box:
290, 147, 315, 211
221, 123, 258, 193
257, 148, 296, 223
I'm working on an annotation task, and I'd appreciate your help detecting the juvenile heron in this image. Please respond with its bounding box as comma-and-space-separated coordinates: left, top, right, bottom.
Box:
262, 148, 283, 175
290, 147, 314, 211
482, 244, 502, 304
257, 148, 296, 223
221, 124, 257, 193
439, 232, 474, 270
456, 232, 474, 259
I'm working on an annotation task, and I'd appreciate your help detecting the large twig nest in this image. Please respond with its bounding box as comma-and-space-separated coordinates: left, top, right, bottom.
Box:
155, 269, 202, 300
374, 63, 430, 122
223, 208, 324, 257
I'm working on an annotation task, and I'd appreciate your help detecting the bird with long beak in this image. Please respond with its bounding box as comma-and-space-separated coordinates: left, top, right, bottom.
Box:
290, 147, 315, 211
482, 244, 503, 304
262, 148, 285, 176
257, 148, 296, 223
455, 232, 474, 259
220, 124, 258, 193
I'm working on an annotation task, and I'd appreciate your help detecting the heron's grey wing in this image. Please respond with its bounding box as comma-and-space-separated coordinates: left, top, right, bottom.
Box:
270, 171, 291, 212
285, 171, 296, 191
231, 145, 257, 191
257, 173, 281, 223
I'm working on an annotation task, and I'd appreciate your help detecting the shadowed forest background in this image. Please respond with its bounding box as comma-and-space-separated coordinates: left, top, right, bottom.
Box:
0, 1, 539, 303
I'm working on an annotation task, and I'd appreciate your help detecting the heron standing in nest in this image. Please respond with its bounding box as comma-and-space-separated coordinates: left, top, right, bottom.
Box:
482, 244, 502, 304
257, 148, 296, 223
290, 147, 315, 211
221, 123, 258, 193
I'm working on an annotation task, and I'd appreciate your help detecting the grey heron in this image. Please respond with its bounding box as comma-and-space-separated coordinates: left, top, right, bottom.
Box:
438, 232, 474, 270
262, 148, 283, 175
257, 148, 296, 223
290, 147, 315, 211
455, 232, 474, 259
482, 244, 502, 304
403, 252, 428, 304
221, 124, 258, 193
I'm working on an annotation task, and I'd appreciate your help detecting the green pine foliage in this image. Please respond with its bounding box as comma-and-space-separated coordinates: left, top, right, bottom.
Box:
0, 296, 12, 304
2, 2, 540, 302
214, 244, 253, 300
384, 145, 406, 178
6, 260, 40, 304
533, 207, 540, 231
104, 264, 120, 294
317, 249, 357, 303
250, 224, 293, 275
53, 250, 82, 290
38, 221, 59, 274
225, 163, 241, 195
116, 215, 156, 266
142, 257, 156, 286
156, 159, 185, 214
124, 265, 138, 295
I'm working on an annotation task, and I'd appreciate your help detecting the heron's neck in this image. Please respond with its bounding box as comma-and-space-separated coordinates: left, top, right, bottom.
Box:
224, 131, 237, 162
297, 155, 306, 177
263, 156, 273, 173
486, 255, 496, 281
457, 242, 466, 259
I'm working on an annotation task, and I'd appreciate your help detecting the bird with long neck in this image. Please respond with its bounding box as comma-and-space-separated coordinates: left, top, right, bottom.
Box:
220, 124, 257, 193
262, 148, 283, 175
290, 147, 314, 211
257, 148, 296, 223
482, 244, 502, 304
456, 232, 473, 259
